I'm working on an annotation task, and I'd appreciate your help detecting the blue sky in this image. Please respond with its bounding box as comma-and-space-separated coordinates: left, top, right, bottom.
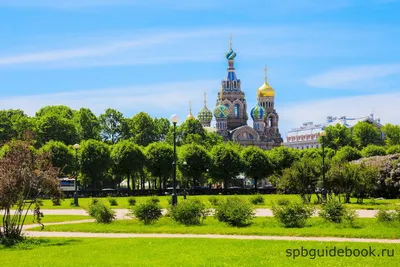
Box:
1, 0, 400, 138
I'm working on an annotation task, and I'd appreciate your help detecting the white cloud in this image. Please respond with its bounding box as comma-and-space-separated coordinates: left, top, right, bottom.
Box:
277, 92, 400, 137
0, 80, 218, 120
305, 64, 400, 89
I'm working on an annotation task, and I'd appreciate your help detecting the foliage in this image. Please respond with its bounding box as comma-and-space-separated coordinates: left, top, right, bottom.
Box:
0, 141, 60, 241
35, 105, 75, 120
128, 197, 136, 206
133, 201, 163, 224
271, 201, 314, 228
108, 197, 118, 206
209, 144, 242, 190
382, 123, 400, 146
277, 156, 320, 203
208, 196, 222, 206
35, 114, 78, 145
99, 108, 128, 144
74, 108, 101, 141
153, 117, 170, 142
352, 122, 383, 148
250, 194, 265, 205
241, 146, 272, 189
178, 143, 211, 187
375, 209, 400, 223
170, 199, 208, 225
178, 119, 207, 145
0, 109, 34, 142
361, 144, 386, 158
214, 197, 254, 226
386, 145, 400, 155
39, 140, 74, 176
129, 112, 157, 146
87, 200, 116, 223
319, 124, 355, 151
267, 146, 300, 175
79, 140, 110, 189
146, 142, 174, 189
319, 198, 346, 223
150, 196, 160, 203
276, 199, 290, 206
332, 146, 362, 163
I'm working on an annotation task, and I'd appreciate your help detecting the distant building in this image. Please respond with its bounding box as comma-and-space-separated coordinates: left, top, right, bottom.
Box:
284, 114, 383, 150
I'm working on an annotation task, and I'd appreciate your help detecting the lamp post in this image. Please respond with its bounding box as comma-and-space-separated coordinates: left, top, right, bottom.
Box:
319, 130, 327, 202
182, 161, 187, 199
72, 143, 80, 206
170, 114, 179, 205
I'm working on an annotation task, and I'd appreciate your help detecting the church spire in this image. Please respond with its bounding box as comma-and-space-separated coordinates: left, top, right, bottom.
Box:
204, 92, 207, 108
186, 100, 195, 120
264, 65, 268, 83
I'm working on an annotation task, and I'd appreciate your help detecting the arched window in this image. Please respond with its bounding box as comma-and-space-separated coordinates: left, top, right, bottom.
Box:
234, 81, 237, 88
234, 104, 239, 118
269, 117, 273, 127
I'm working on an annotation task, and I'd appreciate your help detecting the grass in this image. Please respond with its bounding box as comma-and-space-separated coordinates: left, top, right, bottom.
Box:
37, 194, 400, 210
0, 238, 399, 266
30, 217, 400, 239
0, 215, 91, 226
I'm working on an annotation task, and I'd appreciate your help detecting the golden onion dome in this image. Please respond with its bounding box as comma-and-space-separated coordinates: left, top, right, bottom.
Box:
186, 112, 195, 120
257, 82, 275, 97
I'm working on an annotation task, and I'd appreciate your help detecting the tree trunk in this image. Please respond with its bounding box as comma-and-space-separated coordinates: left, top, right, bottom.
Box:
159, 176, 162, 190
254, 177, 258, 191
127, 172, 130, 191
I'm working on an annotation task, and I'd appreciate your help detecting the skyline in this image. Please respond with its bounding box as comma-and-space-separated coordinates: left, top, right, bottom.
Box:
1, 0, 400, 137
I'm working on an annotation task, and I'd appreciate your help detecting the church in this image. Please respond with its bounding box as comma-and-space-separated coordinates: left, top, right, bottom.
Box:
191, 37, 283, 150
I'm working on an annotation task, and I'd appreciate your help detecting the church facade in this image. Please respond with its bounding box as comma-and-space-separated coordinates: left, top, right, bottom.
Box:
194, 38, 283, 150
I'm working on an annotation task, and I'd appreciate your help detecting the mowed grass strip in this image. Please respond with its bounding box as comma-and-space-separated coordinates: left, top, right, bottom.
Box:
0, 238, 399, 267
0, 215, 91, 226
31, 217, 400, 239
38, 194, 400, 210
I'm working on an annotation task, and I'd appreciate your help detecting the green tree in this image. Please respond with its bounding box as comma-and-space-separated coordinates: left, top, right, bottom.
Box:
387, 145, 400, 155
0, 109, 34, 142
36, 105, 75, 120
178, 119, 206, 144
35, 114, 78, 145
154, 117, 170, 142
39, 141, 74, 176
241, 146, 272, 190
79, 140, 110, 189
145, 142, 174, 189
74, 108, 100, 141
361, 144, 386, 158
178, 144, 210, 188
278, 156, 320, 203
382, 124, 400, 146
332, 146, 362, 163
320, 124, 355, 151
99, 108, 128, 144
110, 140, 145, 191
326, 162, 358, 203
267, 146, 300, 175
352, 122, 382, 148
209, 144, 242, 192
203, 132, 224, 149
129, 112, 157, 146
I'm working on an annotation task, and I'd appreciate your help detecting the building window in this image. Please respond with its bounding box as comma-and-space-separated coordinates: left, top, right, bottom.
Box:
234, 81, 237, 88
234, 104, 239, 118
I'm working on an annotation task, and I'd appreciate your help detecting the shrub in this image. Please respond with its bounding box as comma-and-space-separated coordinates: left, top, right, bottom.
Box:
250, 194, 265, 205
52, 198, 61, 206
133, 201, 162, 225
319, 199, 345, 223
376, 209, 395, 222
150, 196, 160, 204
208, 196, 222, 206
276, 199, 290, 206
361, 145, 386, 158
170, 199, 208, 226
128, 197, 136, 206
215, 197, 254, 226
108, 197, 118, 206
272, 202, 314, 228
87, 201, 116, 223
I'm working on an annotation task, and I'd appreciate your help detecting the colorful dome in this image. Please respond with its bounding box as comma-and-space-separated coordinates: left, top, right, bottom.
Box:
250, 104, 266, 120
198, 107, 213, 123
257, 82, 275, 97
186, 112, 195, 120
225, 48, 237, 60
214, 104, 230, 119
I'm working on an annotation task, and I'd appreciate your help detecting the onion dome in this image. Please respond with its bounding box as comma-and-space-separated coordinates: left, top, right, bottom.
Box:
225, 34, 237, 60
186, 101, 195, 121
250, 104, 266, 120
198, 92, 213, 123
257, 65, 275, 97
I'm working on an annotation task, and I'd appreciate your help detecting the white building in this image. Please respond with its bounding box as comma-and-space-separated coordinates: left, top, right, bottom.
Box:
284, 114, 382, 150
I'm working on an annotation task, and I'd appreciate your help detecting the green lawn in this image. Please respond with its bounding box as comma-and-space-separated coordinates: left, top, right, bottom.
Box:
39, 194, 400, 210
0, 215, 91, 226
1, 238, 399, 267
30, 217, 400, 239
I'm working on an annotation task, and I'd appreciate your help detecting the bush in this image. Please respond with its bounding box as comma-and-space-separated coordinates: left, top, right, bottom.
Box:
319, 199, 346, 223
208, 196, 222, 206
52, 198, 61, 206
170, 199, 208, 226
276, 199, 290, 206
108, 197, 118, 206
272, 202, 314, 228
133, 201, 162, 225
250, 194, 265, 205
87, 201, 116, 223
376, 209, 395, 222
150, 196, 160, 204
361, 145, 386, 158
128, 197, 136, 206
215, 197, 254, 226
